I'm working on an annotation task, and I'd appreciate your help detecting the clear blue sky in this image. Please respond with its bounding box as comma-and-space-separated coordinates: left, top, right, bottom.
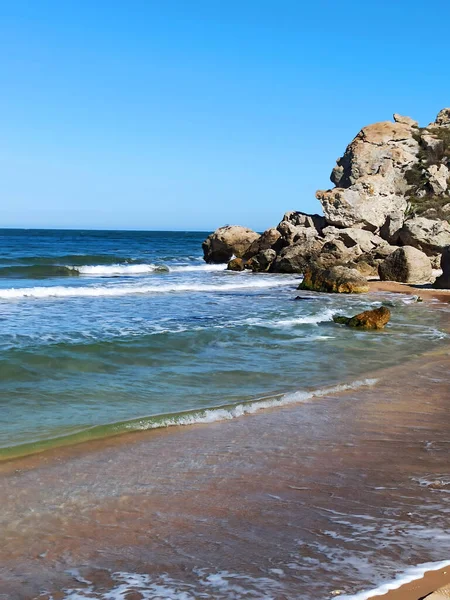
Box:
1, 0, 449, 231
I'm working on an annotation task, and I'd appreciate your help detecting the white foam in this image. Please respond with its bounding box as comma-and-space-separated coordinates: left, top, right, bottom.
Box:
337, 560, 450, 600
75, 264, 162, 276
75, 263, 227, 276
129, 378, 379, 433
0, 277, 299, 300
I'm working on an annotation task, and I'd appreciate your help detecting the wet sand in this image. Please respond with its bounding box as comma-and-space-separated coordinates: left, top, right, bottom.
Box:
0, 344, 449, 599
373, 566, 450, 600
369, 281, 450, 305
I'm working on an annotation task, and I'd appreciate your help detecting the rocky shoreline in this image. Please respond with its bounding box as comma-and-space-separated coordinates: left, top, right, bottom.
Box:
203, 109, 450, 291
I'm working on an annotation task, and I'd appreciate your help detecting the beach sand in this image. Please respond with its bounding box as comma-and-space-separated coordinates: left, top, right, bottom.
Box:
369, 281, 450, 305
0, 341, 449, 599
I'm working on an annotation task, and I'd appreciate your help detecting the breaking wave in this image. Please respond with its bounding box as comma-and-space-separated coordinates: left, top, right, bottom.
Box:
0, 377, 378, 460
0, 276, 299, 300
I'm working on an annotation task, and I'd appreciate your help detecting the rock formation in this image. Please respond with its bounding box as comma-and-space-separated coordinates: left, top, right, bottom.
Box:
203, 109, 450, 288
333, 306, 391, 330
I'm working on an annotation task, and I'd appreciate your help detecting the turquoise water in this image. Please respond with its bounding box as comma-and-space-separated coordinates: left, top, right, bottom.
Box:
0, 229, 448, 457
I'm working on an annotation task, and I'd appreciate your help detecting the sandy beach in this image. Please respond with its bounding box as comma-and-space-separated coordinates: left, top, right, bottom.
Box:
1, 339, 449, 599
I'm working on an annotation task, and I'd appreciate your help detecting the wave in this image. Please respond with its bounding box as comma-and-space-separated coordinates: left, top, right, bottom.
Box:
75, 263, 226, 276
337, 560, 450, 600
0, 377, 378, 460
0, 262, 227, 278
0, 277, 300, 300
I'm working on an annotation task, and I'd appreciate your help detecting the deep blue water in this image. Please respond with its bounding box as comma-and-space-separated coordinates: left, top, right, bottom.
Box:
0, 228, 448, 456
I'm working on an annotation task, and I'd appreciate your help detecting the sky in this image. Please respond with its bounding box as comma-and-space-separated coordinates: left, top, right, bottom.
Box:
1, 0, 449, 231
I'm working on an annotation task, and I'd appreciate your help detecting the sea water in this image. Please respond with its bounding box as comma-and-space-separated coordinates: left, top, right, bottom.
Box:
0, 228, 448, 457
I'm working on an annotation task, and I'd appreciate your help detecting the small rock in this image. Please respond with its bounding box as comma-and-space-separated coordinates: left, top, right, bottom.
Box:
333, 306, 391, 330
248, 249, 277, 272
393, 113, 418, 127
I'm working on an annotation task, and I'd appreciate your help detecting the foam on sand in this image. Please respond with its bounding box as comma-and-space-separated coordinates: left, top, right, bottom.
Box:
337, 560, 450, 600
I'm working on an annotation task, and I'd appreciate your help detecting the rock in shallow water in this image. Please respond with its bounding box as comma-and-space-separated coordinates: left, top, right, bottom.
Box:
333, 306, 391, 330
299, 265, 369, 294
203, 226, 260, 263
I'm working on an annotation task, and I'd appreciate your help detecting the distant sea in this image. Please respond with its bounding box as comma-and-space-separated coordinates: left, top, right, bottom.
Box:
0, 228, 448, 459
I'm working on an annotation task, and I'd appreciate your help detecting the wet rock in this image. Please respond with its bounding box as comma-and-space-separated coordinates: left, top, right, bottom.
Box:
333, 306, 391, 330
434, 246, 450, 289
299, 265, 369, 294
203, 226, 260, 263
378, 246, 433, 284
248, 249, 277, 272
227, 257, 246, 271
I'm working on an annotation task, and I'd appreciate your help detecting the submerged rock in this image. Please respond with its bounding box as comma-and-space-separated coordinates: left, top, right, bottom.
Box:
333, 306, 391, 330
203, 226, 260, 263
299, 265, 369, 294
378, 246, 433, 284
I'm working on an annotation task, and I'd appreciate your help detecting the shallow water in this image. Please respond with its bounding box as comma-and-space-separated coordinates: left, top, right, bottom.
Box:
0, 229, 449, 458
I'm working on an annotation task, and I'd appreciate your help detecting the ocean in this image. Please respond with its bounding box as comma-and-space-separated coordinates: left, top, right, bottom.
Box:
1, 229, 450, 600
0, 228, 448, 458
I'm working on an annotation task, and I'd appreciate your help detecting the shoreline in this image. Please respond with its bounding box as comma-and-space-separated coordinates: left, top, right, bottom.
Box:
0, 345, 449, 598
368, 280, 450, 304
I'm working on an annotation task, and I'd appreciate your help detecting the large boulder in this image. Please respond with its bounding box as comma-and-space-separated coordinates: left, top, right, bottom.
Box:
378, 246, 433, 284
322, 226, 386, 253
333, 306, 391, 330
317, 120, 419, 231
398, 217, 450, 256
434, 246, 450, 289
299, 265, 369, 294
203, 226, 260, 263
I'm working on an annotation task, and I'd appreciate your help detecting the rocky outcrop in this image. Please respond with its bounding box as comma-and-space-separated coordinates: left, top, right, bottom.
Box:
203, 108, 450, 286
333, 306, 391, 330
317, 119, 419, 231
203, 226, 260, 263
434, 246, 450, 289
299, 265, 369, 294
378, 246, 433, 284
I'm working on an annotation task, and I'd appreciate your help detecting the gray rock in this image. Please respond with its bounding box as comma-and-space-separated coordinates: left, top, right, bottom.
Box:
426, 164, 449, 195
434, 246, 450, 289
322, 226, 386, 253
378, 246, 433, 284
243, 227, 281, 259
271, 239, 323, 273
203, 226, 260, 263
435, 107, 450, 127
318, 120, 418, 230
393, 113, 418, 128
398, 217, 450, 256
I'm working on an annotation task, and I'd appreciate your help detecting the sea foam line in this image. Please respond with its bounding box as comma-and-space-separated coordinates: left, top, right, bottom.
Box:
336, 560, 450, 600
75, 263, 227, 275
0, 378, 378, 461
0, 277, 299, 300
